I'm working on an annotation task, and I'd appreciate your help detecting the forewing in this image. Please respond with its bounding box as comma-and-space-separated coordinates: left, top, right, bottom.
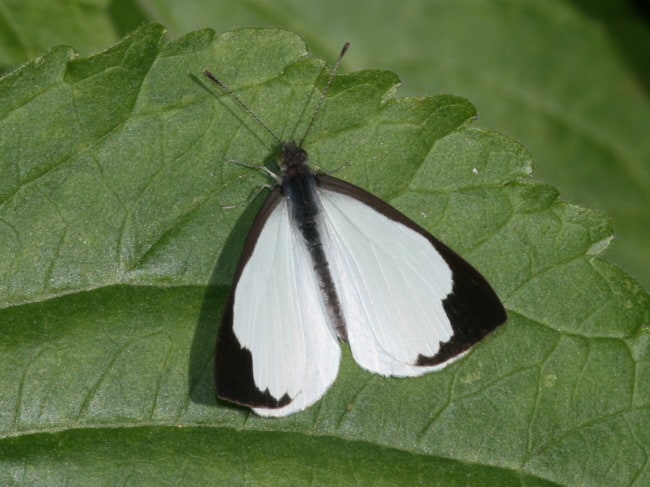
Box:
216, 189, 341, 416
317, 175, 506, 377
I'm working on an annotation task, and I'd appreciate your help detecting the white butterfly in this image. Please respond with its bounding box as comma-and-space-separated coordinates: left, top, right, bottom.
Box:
205, 44, 506, 417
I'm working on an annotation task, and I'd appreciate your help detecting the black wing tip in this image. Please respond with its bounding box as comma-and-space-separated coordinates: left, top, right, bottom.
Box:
415, 286, 507, 367
215, 304, 294, 410
216, 356, 294, 410
216, 386, 292, 410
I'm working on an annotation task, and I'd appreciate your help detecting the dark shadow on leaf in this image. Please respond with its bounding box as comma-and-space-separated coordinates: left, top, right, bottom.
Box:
188, 193, 266, 407
188, 66, 290, 408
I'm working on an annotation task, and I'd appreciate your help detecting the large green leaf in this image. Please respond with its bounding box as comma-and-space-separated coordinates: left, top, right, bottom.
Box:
0, 24, 648, 486
151, 0, 650, 291
1, 1, 647, 290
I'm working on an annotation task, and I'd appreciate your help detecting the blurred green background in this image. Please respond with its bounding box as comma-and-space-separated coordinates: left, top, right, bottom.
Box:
2, 0, 648, 289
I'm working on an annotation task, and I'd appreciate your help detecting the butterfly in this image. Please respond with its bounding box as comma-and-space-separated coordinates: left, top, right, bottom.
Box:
204, 42, 506, 416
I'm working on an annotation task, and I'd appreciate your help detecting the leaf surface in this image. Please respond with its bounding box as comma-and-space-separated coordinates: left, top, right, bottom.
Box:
0, 24, 648, 486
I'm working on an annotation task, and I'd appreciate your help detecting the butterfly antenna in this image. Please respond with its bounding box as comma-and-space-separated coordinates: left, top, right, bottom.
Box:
298, 42, 350, 148
203, 70, 283, 146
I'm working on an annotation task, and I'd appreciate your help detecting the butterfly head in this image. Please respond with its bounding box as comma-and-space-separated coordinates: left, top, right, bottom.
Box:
279, 141, 310, 178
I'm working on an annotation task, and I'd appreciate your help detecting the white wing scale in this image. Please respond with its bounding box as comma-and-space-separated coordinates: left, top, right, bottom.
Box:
319, 189, 460, 377
232, 198, 340, 417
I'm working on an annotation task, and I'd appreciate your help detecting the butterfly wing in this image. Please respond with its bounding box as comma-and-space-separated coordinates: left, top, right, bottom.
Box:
216, 188, 340, 417
317, 175, 506, 377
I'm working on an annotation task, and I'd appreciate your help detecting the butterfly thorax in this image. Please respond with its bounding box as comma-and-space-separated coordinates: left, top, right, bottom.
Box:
280, 142, 311, 177
279, 141, 319, 225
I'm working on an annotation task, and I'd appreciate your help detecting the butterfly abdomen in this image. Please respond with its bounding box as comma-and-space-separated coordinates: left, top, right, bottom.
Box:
281, 153, 348, 342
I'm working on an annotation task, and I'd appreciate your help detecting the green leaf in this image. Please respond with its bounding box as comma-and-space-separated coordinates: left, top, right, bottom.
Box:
145, 0, 650, 291
0, 0, 126, 69
1, 24, 648, 486
1, 1, 647, 289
